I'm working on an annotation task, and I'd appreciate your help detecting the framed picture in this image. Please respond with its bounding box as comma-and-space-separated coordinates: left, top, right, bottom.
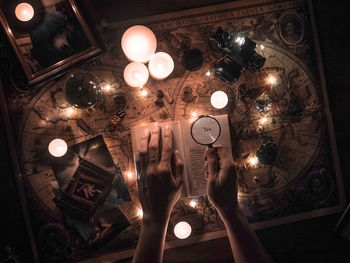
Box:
0, 0, 104, 87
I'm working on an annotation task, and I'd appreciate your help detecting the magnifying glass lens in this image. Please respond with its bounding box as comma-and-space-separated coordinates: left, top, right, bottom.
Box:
191, 116, 221, 146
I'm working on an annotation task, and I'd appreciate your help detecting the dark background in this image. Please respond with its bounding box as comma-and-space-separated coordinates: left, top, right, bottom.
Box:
1, 0, 350, 262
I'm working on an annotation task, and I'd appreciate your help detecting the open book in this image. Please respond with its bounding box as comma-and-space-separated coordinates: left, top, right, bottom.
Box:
131, 114, 232, 197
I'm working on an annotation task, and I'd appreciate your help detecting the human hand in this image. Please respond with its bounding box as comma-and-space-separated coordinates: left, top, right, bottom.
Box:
204, 146, 238, 214
136, 124, 184, 223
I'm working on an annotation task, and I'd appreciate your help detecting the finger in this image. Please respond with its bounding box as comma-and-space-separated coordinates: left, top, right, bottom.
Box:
174, 150, 184, 187
136, 129, 150, 179
206, 147, 219, 179
216, 145, 229, 159
148, 123, 160, 164
161, 126, 172, 164
216, 146, 234, 169
136, 153, 148, 179
204, 160, 209, 180
204, 147, 208, 161
138, 129, 150, 155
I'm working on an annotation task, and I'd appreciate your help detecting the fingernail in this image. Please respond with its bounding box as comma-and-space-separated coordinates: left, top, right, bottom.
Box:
153, 123, 159, 130
165, 125, 170, 135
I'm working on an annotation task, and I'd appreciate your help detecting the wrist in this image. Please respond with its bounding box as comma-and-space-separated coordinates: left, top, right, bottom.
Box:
142, 212, 170, 227
217, 206, 242, 222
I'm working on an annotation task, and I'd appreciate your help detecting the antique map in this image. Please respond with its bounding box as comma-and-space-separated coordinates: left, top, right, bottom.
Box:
2, 0, 345, 261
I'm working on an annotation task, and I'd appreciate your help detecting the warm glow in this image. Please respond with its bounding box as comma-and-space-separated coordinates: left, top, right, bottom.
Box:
267, 75, 277, 85
137, 209, 143, 217
66, 107, 74, 117
121, 25, 157, 63
15, 3, 34, 22
210, 91, 228, 109
102, 83, 111, 91
260, 117, 268, 125
48, 139, 68, 157
141, 89, 148, 97
189, 200, 197, 208
127, 172, 133, 179
260, 44, 264, 50
174, 221, 192, 239
123, 62, 149, 88
248, 156, 258, 166
206, 71, 211, 76
148, 52, 174, 80
191, 112, 197, 117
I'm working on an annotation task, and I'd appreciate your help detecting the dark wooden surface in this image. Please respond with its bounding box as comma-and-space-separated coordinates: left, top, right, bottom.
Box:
1, 0, 350, 262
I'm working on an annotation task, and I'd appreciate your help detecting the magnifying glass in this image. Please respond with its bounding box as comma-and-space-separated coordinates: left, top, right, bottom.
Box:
191, 116, 221, 147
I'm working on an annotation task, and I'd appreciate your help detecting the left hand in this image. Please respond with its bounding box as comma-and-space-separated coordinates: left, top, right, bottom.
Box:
136, 124, 184, 223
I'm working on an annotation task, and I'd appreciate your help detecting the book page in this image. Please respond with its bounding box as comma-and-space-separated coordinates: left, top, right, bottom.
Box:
130, 121, 190, 196
180, 114, 233, 197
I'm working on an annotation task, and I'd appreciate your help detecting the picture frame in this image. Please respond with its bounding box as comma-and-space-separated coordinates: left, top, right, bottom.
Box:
0, 0, 104, 87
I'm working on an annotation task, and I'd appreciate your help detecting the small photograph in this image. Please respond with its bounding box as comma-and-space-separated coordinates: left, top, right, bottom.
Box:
278, 11, 305, 45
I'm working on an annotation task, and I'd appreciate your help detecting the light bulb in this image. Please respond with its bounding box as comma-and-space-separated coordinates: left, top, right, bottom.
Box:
174, 221, 192, 239
148, 52, 174, 80
121, 25, 157, 63
211, 91, 228, 109
123, 62, 149, 88
267, 75, 277, 85
248, 156, 258, 166
15, 3, 34, 22
48, 138, 68, 157
260, 117, 268, 125
127, 172, 133, 179
189, 200, 197, 208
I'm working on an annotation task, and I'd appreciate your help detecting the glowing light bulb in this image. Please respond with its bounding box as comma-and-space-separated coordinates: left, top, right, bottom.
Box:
121, 25, 157, 63
127, 172, 133, 179
191, 112, 197, 117
260, 117, 268, 125
211, 91, 228, 109
260, 44, 264, 50
174, 221, 192, 239
206, 71, 211, 76
267, 75, 277, 85
248, 156, 258, 166
124, 62, 149, 88
66, 107, 74, 117
148, 52, 174, 80
189, 200, 197, 208
48, 139, 68, 157
137, 209, 143, 217
103, 83, 111, 91
141, 89, 148, 97
15, 3, 34, 22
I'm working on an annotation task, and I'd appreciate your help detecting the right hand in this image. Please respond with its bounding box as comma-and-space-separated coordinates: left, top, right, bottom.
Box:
204, 146, 238, 213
